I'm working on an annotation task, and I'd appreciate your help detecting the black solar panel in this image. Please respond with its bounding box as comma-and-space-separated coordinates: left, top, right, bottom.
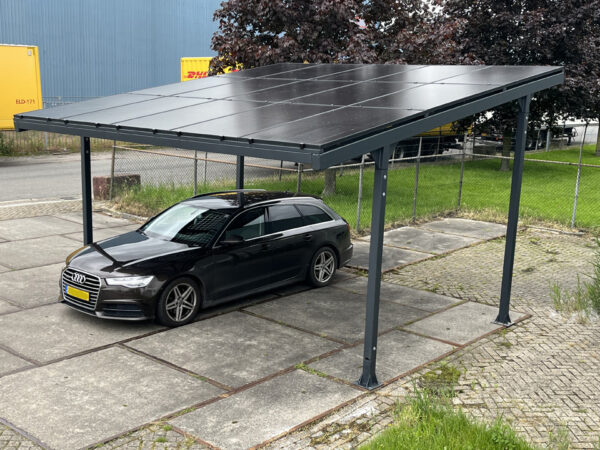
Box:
14, 63, 563, 157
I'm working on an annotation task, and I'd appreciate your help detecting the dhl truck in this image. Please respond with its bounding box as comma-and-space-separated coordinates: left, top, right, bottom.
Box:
0, 44, 43, 130
180, 57, 240, 81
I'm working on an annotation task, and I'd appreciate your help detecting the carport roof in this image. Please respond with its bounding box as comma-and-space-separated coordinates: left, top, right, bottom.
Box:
14, 63, 563, 169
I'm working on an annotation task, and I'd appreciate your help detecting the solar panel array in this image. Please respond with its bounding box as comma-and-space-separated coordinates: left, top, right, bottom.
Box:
18, 63, 561, 150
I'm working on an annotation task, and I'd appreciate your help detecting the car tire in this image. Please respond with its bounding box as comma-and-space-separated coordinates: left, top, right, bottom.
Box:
156, 277, 202, 327
307, 247, 337, 287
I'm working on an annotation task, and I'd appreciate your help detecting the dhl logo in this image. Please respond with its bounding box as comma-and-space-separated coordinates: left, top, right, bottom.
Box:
186, 71, 209, 79
186, 69, 240, 79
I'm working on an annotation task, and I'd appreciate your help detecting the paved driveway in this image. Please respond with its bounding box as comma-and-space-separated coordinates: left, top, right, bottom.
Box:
0, 206, 519, 449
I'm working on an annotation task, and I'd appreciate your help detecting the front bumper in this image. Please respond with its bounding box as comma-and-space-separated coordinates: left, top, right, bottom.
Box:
60, 267, 161, 321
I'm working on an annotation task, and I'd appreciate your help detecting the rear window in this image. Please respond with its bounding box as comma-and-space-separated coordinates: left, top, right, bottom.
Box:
297, 204, 333, 225
267, 205, 305, 233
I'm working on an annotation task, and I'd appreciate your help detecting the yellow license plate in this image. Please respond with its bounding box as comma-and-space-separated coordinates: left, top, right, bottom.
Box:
66, 285, 89, 301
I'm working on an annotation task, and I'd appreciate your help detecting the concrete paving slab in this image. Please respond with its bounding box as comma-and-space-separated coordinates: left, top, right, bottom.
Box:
335, 276, 460, 312
359, 227, 481, 255
419, 218, 506, 240
171, 370, 360, 449
128, 311, 340, 388
0, 303, 162, 363
350, 241, 432, 271
0, 349, 32, 376
0, 264, 9, 273
330, 269, 359, 285
309, 330, 454, 383
403, 302, 521, 345
245, 287, 429, 344
63, 224, 140, 244
0, 299, 19, 315
0, 347, 223, 450
56, 212, 136, 229
0, 263, 62, 308
0, 235, 78, 270
0, 216, 82, 241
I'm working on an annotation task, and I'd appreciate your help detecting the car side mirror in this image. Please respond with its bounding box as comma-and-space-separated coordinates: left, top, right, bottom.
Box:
220, 234, 244, 246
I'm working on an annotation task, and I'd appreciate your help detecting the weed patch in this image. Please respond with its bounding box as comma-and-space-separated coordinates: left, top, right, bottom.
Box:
360, 390, 534, 450
418, 364, 461, 397
551, 239, 600, 320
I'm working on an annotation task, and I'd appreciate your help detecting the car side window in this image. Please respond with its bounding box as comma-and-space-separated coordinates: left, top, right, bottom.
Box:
267, 205, 305, 234
223, 208, 266, 241
297, 204, 333, 225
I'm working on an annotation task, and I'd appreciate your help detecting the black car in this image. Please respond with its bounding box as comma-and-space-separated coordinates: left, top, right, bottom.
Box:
60, 190, 353, 326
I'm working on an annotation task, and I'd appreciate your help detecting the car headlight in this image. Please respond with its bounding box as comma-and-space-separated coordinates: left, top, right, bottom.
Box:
105, 276, 154, 288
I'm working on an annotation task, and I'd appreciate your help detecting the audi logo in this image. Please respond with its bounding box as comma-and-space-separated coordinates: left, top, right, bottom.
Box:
71, 273, 86, 284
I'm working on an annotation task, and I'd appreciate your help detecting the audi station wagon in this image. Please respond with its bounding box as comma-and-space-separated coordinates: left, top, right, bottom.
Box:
60, 190, 353, 326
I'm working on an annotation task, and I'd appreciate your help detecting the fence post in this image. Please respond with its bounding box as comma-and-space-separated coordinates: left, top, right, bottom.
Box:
356, 154, 366, 232
193, 149, 198, 196
457, 131, 470, 209
109, 140, 116, 201
279, 160, 283, 180
296, 163, 303, 193
203, 151, 208, 185
412, 137, 423, 222
571, 122, 588, 228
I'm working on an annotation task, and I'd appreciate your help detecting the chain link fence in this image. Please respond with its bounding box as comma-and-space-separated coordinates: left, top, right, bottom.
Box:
105, 128, 600, 232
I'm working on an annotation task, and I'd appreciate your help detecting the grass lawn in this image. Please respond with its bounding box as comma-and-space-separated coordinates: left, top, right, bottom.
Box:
360, 392, 535, 450
112, 145, 600, 232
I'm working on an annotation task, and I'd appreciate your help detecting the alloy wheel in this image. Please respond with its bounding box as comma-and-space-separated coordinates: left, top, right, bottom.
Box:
314, 250, 336, 283
164, 283, 197, 323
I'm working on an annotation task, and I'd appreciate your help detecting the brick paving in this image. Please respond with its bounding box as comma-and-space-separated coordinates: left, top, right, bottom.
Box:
0, 200, 83, 221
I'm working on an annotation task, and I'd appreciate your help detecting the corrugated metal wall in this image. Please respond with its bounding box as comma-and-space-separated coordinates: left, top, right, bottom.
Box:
0, 0, 221, 98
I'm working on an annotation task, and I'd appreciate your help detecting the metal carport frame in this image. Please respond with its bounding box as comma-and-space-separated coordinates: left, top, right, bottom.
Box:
14, 63, 563, 389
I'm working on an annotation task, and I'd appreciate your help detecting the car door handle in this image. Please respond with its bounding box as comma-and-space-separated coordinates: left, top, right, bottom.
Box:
261, 243, 271, 251
303, 234, 313, 242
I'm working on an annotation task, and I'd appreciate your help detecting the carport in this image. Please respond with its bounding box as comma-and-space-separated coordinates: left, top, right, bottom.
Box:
13, 63, 563, 389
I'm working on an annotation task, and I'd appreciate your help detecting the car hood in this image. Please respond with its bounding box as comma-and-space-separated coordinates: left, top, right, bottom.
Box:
69, 230, 203, 274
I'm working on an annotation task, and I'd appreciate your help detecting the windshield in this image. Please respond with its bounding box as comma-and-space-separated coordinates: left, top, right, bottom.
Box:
140, 203, 229, 246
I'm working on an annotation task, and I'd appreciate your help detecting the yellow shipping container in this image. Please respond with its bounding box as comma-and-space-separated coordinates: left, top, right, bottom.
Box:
180, 57, 241, 81
1, 44, 43, 130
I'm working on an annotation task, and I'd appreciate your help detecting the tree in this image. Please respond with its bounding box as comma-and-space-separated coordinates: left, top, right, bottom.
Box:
211, 0, 430, 72
211, 0, 430, 195
437, 0, 600, 166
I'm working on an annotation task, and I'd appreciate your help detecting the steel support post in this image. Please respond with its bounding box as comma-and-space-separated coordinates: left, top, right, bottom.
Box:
80, 136, 93, 245
236, 155, 244, 189
358, 145, 392, 389
496, 95, 531, 325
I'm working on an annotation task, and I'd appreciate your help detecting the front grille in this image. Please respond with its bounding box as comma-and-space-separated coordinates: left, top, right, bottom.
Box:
62, 268, 101, 311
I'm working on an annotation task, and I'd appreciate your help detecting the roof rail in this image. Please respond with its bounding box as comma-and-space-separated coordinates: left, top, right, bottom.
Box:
191, 189, 265, 199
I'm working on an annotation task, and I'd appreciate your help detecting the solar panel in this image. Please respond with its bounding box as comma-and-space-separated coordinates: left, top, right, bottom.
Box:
14, 63, 563, 161
286, 82, 417, 106
230, 80, 354, 102
176, 103, 336, 137
357, 83, 497, 111
316, 64, 424, 81
117, 99, 269, 130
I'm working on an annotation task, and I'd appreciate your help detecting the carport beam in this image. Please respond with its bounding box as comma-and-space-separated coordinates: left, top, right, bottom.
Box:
496, 95, 531, 325
236, 155, 244, 189
358, 145, 393, 389
81, 136, 93, 245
